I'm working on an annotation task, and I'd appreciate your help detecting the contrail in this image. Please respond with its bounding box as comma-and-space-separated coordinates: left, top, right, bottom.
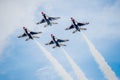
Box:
61, 47, 88, 80
81, 32, 118, 80
34, 40, 73, 80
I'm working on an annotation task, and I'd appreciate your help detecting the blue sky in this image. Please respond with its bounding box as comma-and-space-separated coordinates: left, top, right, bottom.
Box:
0, 0, 120, 80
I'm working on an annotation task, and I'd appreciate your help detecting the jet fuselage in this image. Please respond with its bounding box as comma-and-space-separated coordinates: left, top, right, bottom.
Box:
52, 36, 60, 47
24, 28, 33, 39
43, 14, 52, 26
72, 19, 80, 31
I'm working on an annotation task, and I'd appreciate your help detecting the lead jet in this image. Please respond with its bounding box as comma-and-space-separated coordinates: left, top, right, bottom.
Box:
45, 34, 69, 48
18, 27, 42, 41
65, 17, 89, 33
36, 12, 60, 27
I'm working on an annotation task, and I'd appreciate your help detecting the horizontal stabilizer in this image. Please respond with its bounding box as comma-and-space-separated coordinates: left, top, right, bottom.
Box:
65, 28, 69, 30
80, 28, 87, 30
33, 36, 39, 38
72, 30, 77, 33
26, 38, 30, 41
60, 44, 66, 46
53, 45, 57, 48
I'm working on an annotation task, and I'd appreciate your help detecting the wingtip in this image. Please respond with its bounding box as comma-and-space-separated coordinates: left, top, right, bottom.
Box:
86, 22, 89, 25
65, 28, 68, 30
36, 22, 40, 25
72, 31, 75, 34
64, 45, 67, 46
45, 43, 48, 45
66, 39, 69, 41
18, 36, 21, 38
58, 17, 61, 19
39, 32, 42, 33
53, 47, 55, 49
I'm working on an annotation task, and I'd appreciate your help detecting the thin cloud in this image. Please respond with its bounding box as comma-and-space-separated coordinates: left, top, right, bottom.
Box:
0, 0, 40, 57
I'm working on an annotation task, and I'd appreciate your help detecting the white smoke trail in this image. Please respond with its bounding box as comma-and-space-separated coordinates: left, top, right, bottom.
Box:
34, 40, 73, 80
61, 47, 88, 80
37, 67, 48, 72
81, 32, 118, 80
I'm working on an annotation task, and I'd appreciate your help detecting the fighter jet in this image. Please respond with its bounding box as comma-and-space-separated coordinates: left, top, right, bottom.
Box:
65, 17, 89, 33
36, 12, 60, 27
18, 27, 42, 41
45, 34, 69, 48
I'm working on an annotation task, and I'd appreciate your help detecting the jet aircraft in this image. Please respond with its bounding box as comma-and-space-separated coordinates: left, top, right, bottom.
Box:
45, 34, 69, 48
65, 17, 89, 33
18, 27, 42, 41
36, 12, 60, 27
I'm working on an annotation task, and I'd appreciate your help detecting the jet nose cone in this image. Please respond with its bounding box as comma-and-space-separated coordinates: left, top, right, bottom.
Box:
41, 12, 44, 14
71, 17, 73, 20
23, 27, 25, 29
51, 34, 54, 37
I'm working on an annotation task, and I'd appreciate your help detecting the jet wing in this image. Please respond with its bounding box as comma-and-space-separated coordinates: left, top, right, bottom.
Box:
65, 25, 74, 30
36, 19, 46, 24
30, 31, 42, 35
45, 40, 54, 45
48, 17, 60, 21
77, 23, 86, 26
18, 33, 27, 38
57, 39, 69, 42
